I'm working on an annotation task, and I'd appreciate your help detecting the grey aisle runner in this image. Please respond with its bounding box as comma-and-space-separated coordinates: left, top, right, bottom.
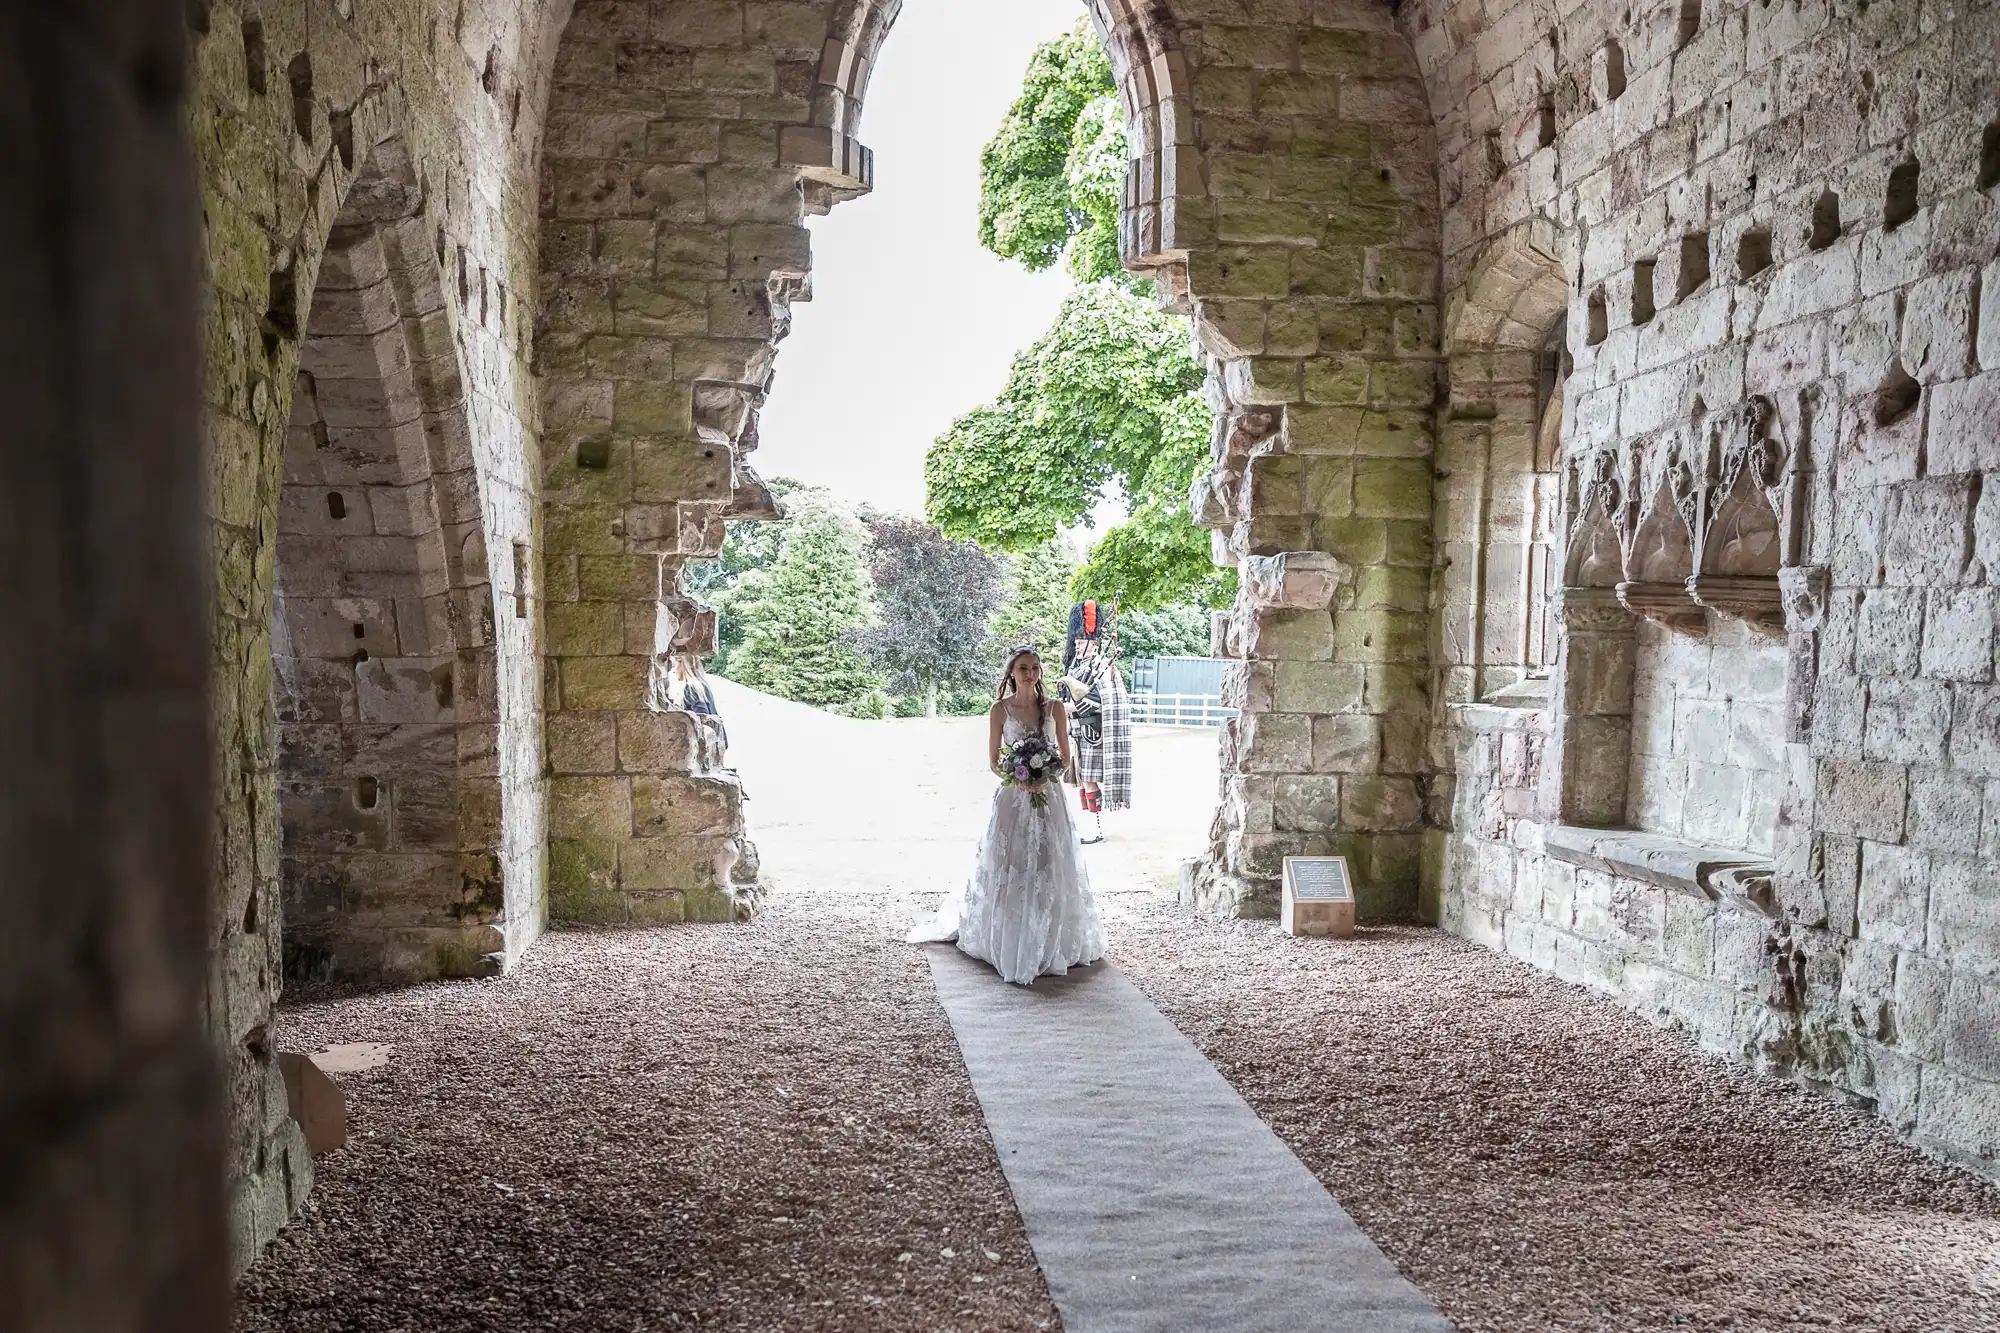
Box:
926, 948, 1454, 1333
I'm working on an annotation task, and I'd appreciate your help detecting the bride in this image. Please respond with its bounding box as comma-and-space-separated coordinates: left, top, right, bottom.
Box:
908, 646, 1107, 985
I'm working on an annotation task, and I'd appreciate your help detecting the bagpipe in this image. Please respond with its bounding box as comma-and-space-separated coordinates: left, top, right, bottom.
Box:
1061, 597, 1117, 746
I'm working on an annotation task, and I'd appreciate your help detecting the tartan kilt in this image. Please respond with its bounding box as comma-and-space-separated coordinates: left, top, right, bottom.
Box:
1069, 660, 1133, 811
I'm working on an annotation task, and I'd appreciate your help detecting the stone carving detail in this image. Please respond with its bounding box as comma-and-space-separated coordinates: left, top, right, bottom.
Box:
1562, 395, 1793, 637
1241, 552, 1352, 611
1777, 565, 1830, 634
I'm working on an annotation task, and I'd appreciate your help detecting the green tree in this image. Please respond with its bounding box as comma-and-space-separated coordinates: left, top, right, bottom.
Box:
925, 282, 1231, 611
686, 477, 819, 672
942, 25, 1233, 613
987, 540, 1078, 661
856, 516, 1004, 717
978, 24, 1122, 285
726, 501, 880, 708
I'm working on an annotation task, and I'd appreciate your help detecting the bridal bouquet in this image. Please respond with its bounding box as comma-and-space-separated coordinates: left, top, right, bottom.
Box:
998, 734, 1060, 809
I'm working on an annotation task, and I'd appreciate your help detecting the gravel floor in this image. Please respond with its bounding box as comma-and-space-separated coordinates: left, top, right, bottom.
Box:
235, 896, 1058, 1333
240, 689, 2000, 1332
1109, 900, 2000, 1333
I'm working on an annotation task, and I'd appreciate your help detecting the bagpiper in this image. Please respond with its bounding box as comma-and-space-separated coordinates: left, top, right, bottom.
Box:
1060, 598, 1131, 845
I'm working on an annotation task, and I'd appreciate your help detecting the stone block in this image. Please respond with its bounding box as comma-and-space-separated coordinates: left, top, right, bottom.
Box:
1241, 552, 1351, 611
547, 710, 616, 775
1915, 1066, 2000, 1168
1862, 677, 1951, 766
1312, 714, 1380, 774
1893, 951, 1951, 1062
617, 709, 702, 773
632, 774, 740, 838
1815, 759, 1908, 841
1899, 268, 1976, 384
548, 776, 632, 841
1857, 841, 1929, 949
1948, 684, 2000, 777
1274, 775, 1340, 832
1243, 609, 1335, 661
1885, 476, 1974, 587
1340, 776, 1423, 831
1240, 712, 1314, 774
1920, 588, 1995, 681
1927, 854, 2000, 964
1274, 660, 1365, 714
1923, 371, 2000, 475
559, 655, 650, 710
548, 837, 624, 925
546, 600, 624, 656
1854, 587, 1922, 677
1944, 972, 2000, 1081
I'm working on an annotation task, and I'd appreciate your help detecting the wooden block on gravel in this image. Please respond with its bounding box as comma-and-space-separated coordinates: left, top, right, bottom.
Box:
279, 1051, 348, 1155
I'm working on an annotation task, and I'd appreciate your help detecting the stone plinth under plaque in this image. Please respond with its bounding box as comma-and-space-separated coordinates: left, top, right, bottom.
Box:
1281, 856, 1355, 938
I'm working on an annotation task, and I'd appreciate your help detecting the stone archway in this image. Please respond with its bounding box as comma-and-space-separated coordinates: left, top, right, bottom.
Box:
533, 0, 903, 927
273, 137, 511, 985
1117, 10, 1445, 921
528, 2, 1442, 925
1436, 216, 1574, 704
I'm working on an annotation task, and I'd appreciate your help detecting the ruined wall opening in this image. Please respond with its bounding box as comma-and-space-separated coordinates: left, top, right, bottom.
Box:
1439, 221, 1571, 707
274, 138, 506, 985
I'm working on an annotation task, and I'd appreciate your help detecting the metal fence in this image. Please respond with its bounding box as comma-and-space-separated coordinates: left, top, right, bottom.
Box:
1129, 692, 1236, 728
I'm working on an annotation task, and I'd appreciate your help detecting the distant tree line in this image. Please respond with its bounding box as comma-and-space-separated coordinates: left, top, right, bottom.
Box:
686, 480, 1211, 718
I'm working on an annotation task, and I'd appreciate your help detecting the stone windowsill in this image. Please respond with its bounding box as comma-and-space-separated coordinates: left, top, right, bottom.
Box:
1453, 677, 1552, 733
1543, 824, 1773, 905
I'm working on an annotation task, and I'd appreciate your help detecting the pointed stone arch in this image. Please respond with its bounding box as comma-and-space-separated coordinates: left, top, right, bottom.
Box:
1439, 217, 1576, 701
274, 135, 510, 985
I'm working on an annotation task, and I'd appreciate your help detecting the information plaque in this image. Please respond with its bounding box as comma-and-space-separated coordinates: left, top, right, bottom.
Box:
1281, 855, 1356, 938
1285, 856, 1353, 903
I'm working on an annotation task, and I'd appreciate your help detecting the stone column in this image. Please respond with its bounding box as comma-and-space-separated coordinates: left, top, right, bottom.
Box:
0, 1, 230, 1326
537, 0, 881, 925
1545, 587, 1638, 827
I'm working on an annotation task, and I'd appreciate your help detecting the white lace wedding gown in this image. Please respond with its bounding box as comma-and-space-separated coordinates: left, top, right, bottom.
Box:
908, 710, 1108, 985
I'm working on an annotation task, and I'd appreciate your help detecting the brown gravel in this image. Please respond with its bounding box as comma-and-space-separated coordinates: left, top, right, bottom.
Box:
236, 875, 2000, 1333
1110, 900, 2000, 1333
234, 895, 1058, 1332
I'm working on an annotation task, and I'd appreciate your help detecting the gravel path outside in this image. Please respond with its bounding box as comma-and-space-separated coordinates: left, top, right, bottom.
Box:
236, 895, 1058, 1332
1110, 900, 2000, 1333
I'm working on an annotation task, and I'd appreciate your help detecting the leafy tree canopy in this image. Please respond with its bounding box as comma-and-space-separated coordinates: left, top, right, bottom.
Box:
725, 500, 881, 709
987, 540, 1078, 663
925, 281, 1232, 611
978, 23, 1124, 285
855, 516, 1005, 716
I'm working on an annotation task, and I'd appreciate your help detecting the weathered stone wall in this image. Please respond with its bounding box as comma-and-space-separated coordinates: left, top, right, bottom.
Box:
1409, 0, 2000, 1176
1093, 0, 1444, 920
274, 139, 515, 985
190, 0, 553, 1271
2, 3, 231, 1326
168, 0, 2000, 1279
1627, 617, 1786, 851
534, 0, 894, 926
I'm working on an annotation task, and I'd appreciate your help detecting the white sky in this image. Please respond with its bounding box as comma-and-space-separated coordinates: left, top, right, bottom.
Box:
753, 0, 1089, 519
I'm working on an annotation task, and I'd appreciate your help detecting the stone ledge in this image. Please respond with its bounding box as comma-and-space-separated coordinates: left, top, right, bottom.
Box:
1544, 825, 1772, 904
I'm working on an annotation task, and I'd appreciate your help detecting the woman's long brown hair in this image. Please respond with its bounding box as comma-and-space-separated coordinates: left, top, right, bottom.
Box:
995, 646, 1046, 730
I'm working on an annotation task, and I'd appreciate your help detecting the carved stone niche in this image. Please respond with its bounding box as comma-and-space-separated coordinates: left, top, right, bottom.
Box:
1689, 408, 1788, 637
1688, 576, 1785, 634
1617, 470, 1704, 635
